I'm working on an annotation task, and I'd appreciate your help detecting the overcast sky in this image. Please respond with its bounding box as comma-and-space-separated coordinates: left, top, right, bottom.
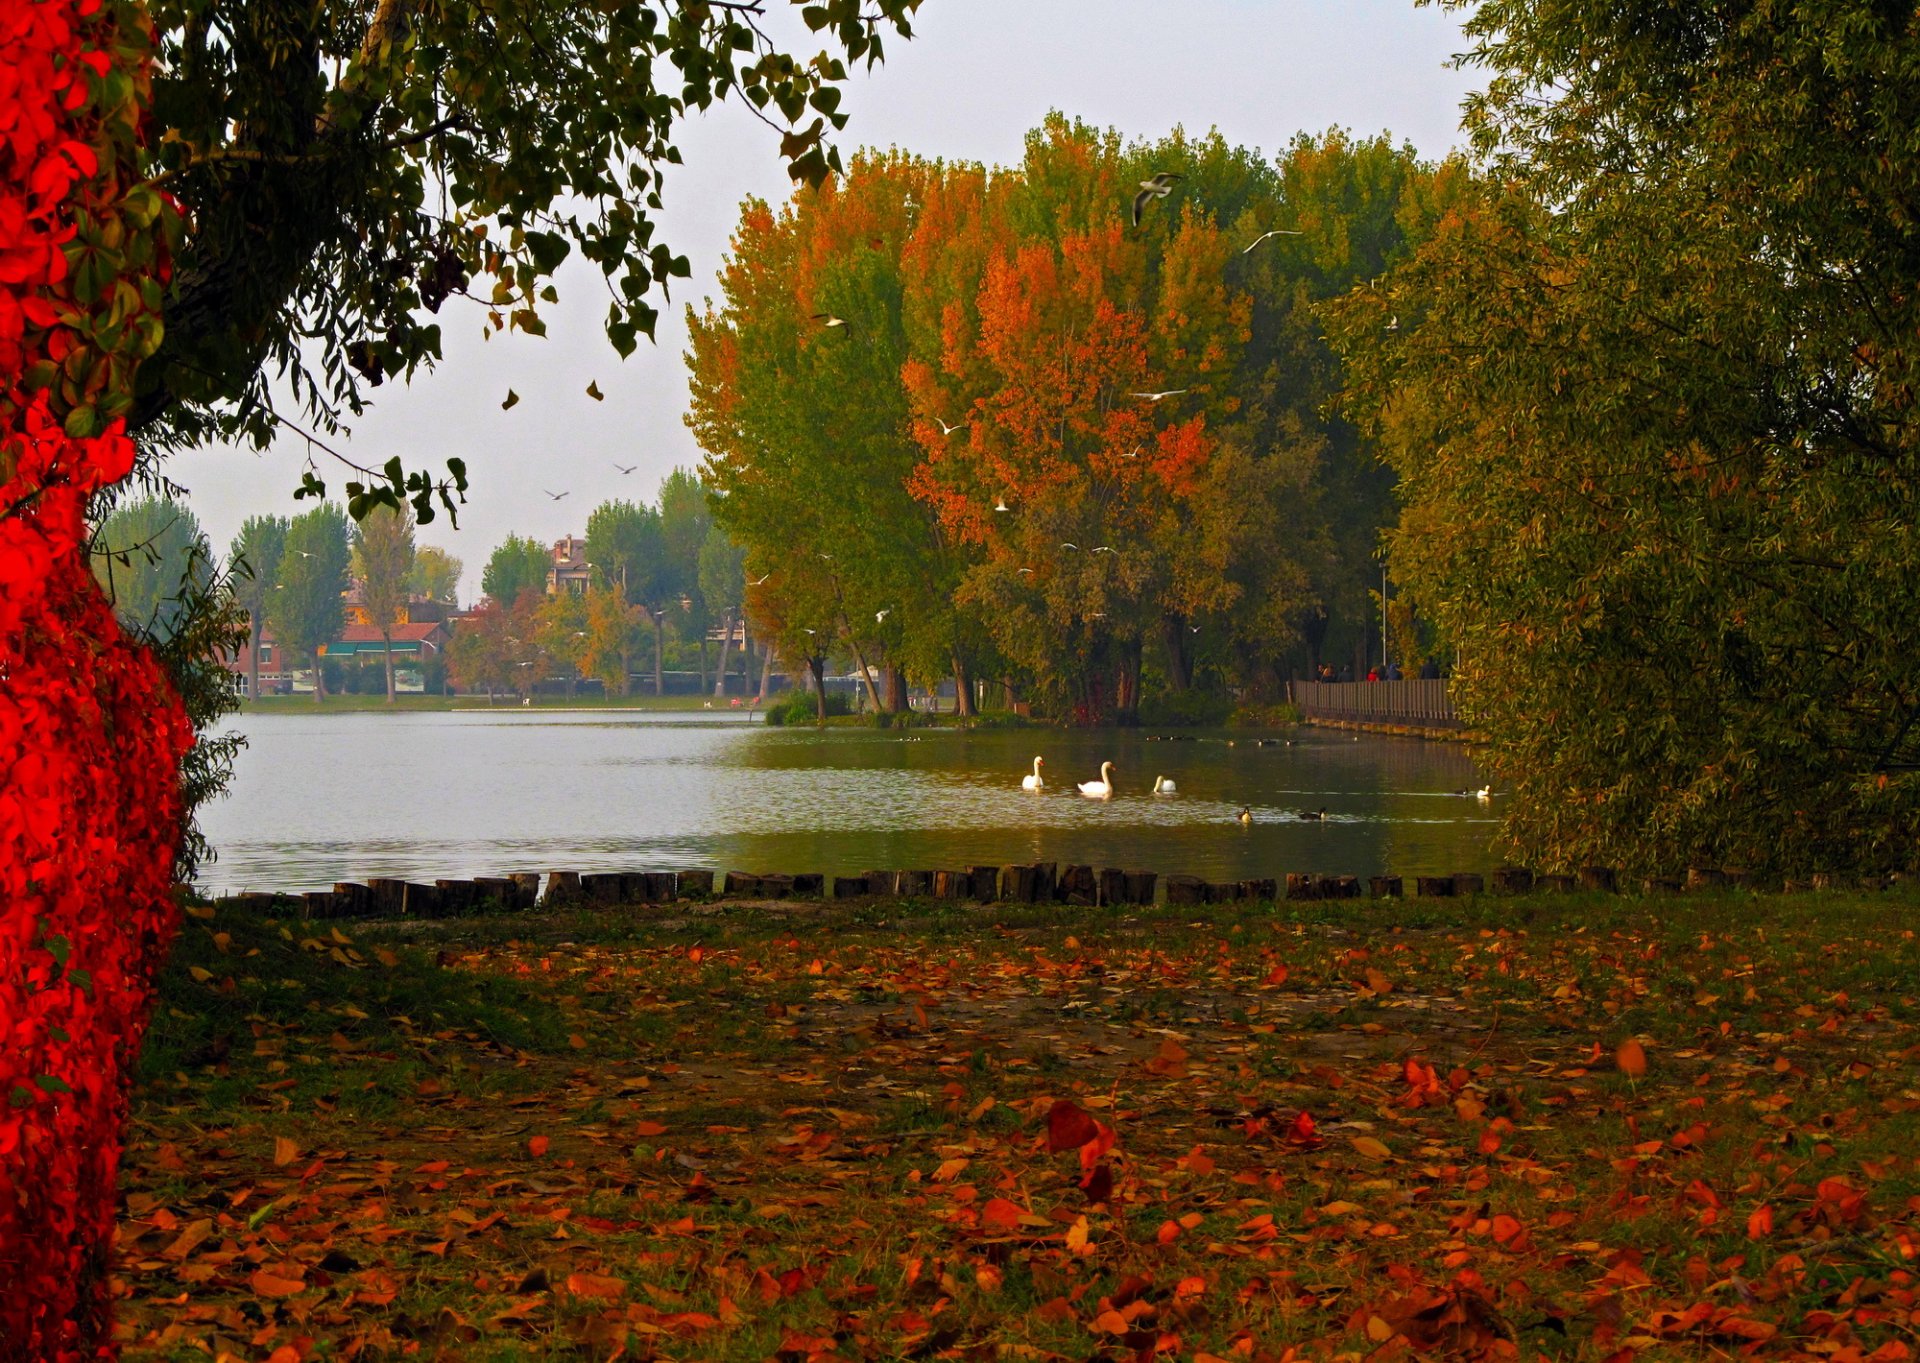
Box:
167, 0, 1479, 603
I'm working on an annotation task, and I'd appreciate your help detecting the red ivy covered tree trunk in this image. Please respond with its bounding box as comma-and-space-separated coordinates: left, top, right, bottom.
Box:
0, 2, 192, 1357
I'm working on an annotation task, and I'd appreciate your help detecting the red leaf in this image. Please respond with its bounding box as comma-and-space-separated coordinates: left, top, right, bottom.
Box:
1046, 1098, 1099, 1152
527, 1134, 550, 1157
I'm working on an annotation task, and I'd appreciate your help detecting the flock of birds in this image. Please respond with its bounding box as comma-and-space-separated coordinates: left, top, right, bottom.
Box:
1014, 753, 1491, 825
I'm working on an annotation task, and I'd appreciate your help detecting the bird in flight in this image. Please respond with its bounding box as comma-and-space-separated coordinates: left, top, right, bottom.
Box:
1061, 542, 1080, 551
817, 552, 833, 561
875, 608, 891, 623
812, 313, 851, 331
994, 497, 1010, 512
1017, 567, 1034, 575
935, 418, 964, 436
1131, 389, 1187, 403
1131, 171, 1183, 227
1091, 546, 1115, 554
613, 463, 636, 475
294, 549, 313, 558
543, 489, 569, 501
1241, 228, 1303, 253
1121, 445, 1142, 459
748, 572, 773, 586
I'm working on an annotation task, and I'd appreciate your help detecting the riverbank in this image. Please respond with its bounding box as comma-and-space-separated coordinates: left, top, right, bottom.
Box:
122, 887, 1920, 1361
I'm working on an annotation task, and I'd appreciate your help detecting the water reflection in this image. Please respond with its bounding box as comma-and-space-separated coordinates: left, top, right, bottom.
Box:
196, 710, 1497, 894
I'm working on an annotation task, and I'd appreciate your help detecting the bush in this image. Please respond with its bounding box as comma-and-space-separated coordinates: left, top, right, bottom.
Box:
764, 689, 851, 726
1229, 701, 1303, 728
1137, 689, 1233, 728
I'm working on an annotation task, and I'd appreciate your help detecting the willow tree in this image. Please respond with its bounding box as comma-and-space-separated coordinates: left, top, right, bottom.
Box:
1332, 0, 1920, 875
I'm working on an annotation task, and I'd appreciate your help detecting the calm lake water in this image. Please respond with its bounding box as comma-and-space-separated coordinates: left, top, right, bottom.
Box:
195, 711, 1499, 895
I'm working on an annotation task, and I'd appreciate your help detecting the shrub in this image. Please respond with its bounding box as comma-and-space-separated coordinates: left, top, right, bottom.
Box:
1137, 689, 1233, 728
1229, 701, 1303, 728
764, 689, 851, 726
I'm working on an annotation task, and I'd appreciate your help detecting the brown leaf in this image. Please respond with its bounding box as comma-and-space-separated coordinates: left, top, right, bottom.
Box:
1046, 1099, 1099, 1152
248, 1267, 307, 1298
564, 1271, 628, 1300
272, 1136, 299, 1167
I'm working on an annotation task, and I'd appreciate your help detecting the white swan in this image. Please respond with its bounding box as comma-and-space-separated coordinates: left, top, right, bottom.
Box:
1021, 756, 1046, 791
1153, 775, 1177, 794
1078, 761, 1116, 799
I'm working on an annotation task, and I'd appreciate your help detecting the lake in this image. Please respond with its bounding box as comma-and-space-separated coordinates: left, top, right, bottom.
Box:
194, 710, 1499, 895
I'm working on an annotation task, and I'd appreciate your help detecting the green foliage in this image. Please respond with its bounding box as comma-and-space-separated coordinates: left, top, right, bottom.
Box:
763, 688, 850, 725
350, 504, 416, 701
479, 534, 550, 608
1333, 0, 1920, 875
270, 505, 352, 692
1137, 689, 1233, 728
407, 545, 462, 606
133, 0, 925, 525
88, 494, 213, 643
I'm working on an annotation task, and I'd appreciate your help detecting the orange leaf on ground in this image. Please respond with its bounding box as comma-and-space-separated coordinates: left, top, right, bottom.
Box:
248, 1268, 307, 1298
1617, 1039, 1648, 1077
1748, 1204, 1774, 1238
981, 1196, 1026, 1231
564, 1271, 627, 1300
635, 1121, 668, 1137
272, 1136, 298, 1167
527, 1134, 550, 1157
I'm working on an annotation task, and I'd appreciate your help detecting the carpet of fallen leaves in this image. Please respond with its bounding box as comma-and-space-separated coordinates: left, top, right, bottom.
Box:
119, 890, 1920, 1363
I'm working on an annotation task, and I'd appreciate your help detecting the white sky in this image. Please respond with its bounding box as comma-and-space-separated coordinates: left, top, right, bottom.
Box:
167, 0, 1479, 604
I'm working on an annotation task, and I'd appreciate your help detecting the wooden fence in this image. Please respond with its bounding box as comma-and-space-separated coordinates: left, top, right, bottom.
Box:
1290, 678, 1458, 728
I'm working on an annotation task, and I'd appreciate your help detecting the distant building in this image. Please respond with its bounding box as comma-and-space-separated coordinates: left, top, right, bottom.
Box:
344, 581, 455, 626
322, 620, 453, 666
548, 534, 591, 595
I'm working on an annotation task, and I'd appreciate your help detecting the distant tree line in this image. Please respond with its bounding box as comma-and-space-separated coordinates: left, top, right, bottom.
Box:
455, 471, 754, 701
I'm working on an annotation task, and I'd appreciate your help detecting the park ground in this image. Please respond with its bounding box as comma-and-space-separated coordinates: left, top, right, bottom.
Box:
120, 890, 1920, 1362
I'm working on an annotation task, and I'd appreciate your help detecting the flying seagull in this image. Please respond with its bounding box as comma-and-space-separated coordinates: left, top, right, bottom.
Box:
543, 489, 569, 501
935, 417, 964, 436
748, 572, 773, 586
817, 552, 833, 561
876, 608, 891, 623
1241, 228, 1304, 254
1121, 445, 1142, 459
1131, 171, 1183, 227
812, 313, 851, 331
1091, 546, 1115, 554
1061, 542, 1080, 551
1017, 567, 1035, 575
1130, 389, 1188, 403
613, 463, 636, 475
994, 497, 1010, 512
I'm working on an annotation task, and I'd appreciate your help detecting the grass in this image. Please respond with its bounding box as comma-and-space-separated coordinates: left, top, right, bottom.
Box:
118, 888, 1920, 1361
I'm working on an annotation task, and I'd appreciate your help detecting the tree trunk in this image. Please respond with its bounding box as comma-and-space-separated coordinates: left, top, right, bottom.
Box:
952, 651, 976, 718
698, 636, 710, 692
713, 610, 733, 696
313, 649, 326, 702
382, 631, 395, 702
247, 616, 262, 701
1162, 614, 1192, 691
844, 628, 882, 712
886, 666, 909, 713
758, 643, 774, 702
809, 654, 827, 722
652, 612, 665, 697
620, 642, 631, 697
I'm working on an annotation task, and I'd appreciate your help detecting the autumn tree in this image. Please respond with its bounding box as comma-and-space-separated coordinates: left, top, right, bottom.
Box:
447, 597, 543, 703
271, 505, 352, 701
481, 534, 551, 608
1331, 0, 1920, 875
350, 503, 415, 702
581, 582, 642, 695
228, 514, 288, 699
408, 545, 462, 606
536, 589, 591, 698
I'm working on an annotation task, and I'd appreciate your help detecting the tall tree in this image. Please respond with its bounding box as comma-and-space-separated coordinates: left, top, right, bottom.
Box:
1331, 0, 1920, 876
480, 534, 551, 608
658, 468, 714, 684
536, 589, 591, 698
699, 523, 747, 696
270, 505, 352, 701
228, 514, 288, 700
89, 495, 215, 645
408, 545, 463, 606
350, 503, 416, 702
586, 500, 670, 696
